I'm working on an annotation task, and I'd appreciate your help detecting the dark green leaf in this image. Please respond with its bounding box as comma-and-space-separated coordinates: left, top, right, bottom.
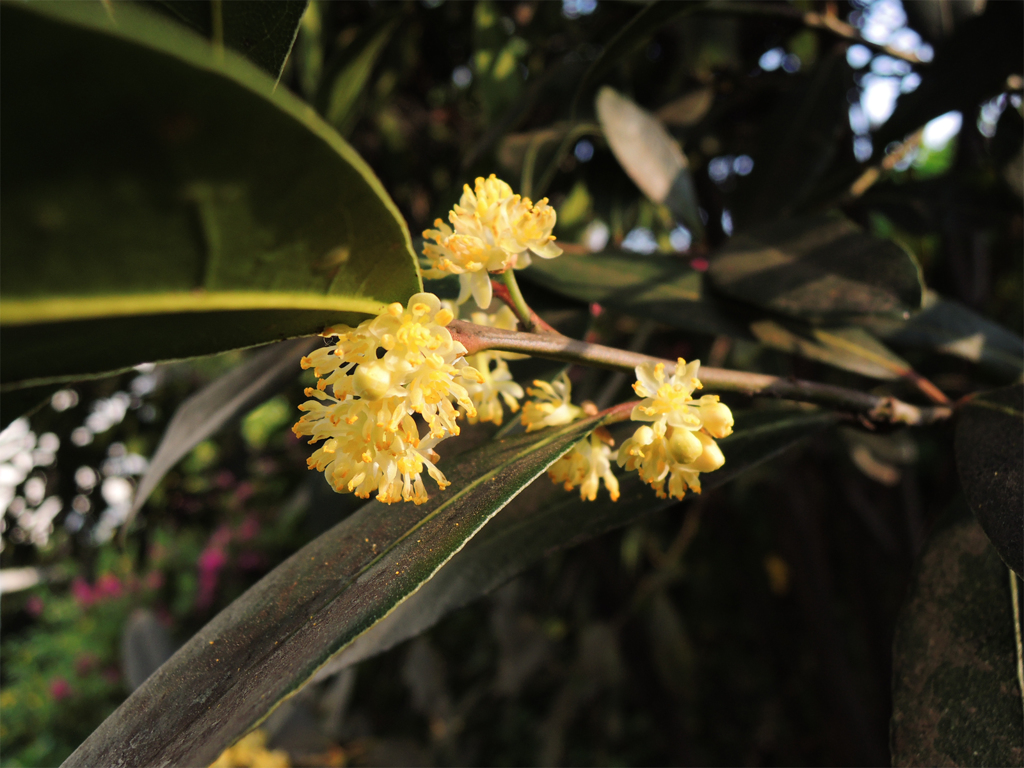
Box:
955, 385, 1023, 577
320, 16, 399, 137
0, 1, 420, 389
891, 502, 1024, 766
0, 383, 61, 431
144, 0, 308, 80
595, 87, 703, 235
524, 251, 750, 338
123, 337, 319, 539
861, 295, 1024, 380
62, 415, 602, 767
730, 50, 851, 229
707, 213, 924, 323
304, 408, 838, 677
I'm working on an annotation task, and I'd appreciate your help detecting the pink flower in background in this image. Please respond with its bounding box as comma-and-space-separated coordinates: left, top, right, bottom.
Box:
235, 482, 254, 503
101, 667, 120, 685
197, 542, 229, 610
215, 469, 236, 489
49, 678, 72, 701
25, 595, 44, 616
236, 551, 264, 570
145, 571, 165, 591
70, 577, 95, 607
237, 515, 260, 541
95, 574, 123, 599
75, 653, 98, 677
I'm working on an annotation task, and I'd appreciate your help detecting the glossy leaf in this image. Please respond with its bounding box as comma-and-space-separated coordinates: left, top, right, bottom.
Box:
145, 0, 308, 79
955, 385, 1023, 577
524, 251, 750, 338
0, 2, 420, 389
595, 87, 702, 234
861, 294, 1024, 380
891, 503, 1024, 766
305, 408, 838, 678
123, 337, 320, 539
62, 415, 602, 767
707, 213, 924, 323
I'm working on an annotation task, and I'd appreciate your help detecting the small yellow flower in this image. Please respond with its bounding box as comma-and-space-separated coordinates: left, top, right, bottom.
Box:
294, 293, 482, 505
422, 174, 563, 308
462, 305, 525, 425
548, 429, 620, 502
520, 372, 584, 432
617, 359, 733, 500
209, 730, 289, 768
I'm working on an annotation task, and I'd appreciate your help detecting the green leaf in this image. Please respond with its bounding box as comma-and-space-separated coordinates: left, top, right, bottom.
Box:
144, 0, 308, 80
595, 87, 703, 235
320, 16, 399, 137
62, 415, 602, 767
955, 385, 1023, 577
0, 1, 420, 389
524, 251, 750, 338
860, 294, 1024, 380
707, 213, 924, 323
302, 408, 838, 678
891, 502, 1024, 766
123, 337, 319, 540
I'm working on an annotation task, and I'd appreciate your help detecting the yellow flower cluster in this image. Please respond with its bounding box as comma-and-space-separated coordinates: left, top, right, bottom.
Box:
423, 175, 562, 309
293, 293, 483, 505
548, 429, 620, 502
209, 730, 289, 768
460, 304, 525, 426
617, 359, 733, 499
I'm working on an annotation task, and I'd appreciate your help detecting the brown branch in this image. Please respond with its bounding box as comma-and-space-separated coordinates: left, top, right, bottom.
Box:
450, 320, 953, 426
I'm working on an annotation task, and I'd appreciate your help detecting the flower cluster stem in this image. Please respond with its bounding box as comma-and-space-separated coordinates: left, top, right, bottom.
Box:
449, 320, 953, 426
498, 270, 541, 333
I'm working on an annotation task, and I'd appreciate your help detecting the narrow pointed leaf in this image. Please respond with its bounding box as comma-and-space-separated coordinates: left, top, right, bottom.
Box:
320, 17, 399, 136
707, 213, 924, 323
891, 503, 1024, 766
955, 384, 1024, 577
62, 415, 602, 768
144, 0, 308, 79
1, 1, 420, 389
306, 409, 838, 677
123, 337, 320, 539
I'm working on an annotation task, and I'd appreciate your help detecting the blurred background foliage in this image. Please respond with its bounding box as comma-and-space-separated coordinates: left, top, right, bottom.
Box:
1, 0, 1021, 765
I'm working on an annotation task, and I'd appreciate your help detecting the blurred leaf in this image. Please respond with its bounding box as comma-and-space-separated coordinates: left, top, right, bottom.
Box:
320, 16, 399, 137
955, 385, 1023, 577
0, 384, 61, 432
125, 338, 318, 537
473, 1, 528, 120
750, 321, 911, 381
707, 213, 924, 323
655, 86, 715, 127
861, 294, 1024, 380
294, 0, 324, 100
731, 50, 851, 228
573, 1, 704, 118
596, 87, 703, 235
310, 408, 838, 676
63, 415, 603, 767
525, 251, 750, 338
0, 2, 420, 389
145, 0, 307, 79
891, 503, 1024, 766
874, 1, 1024, 156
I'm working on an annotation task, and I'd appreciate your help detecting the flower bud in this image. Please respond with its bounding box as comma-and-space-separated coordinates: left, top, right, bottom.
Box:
700, 400, 734, 438
667, 427, 703, 464
353, 362, 392, 400
689, 432, 725, 472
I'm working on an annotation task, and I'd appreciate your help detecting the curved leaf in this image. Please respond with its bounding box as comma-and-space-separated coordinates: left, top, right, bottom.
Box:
891, 503, 1024, 766
144, 0, 308, 79
0, 1, 420, 389
306, 408, 838, 679
595, 87, 702, 235
320, 16, 399, 136
62, 415, 602, 767
123, 337, 320, 539
524, 251, 750, 338
955, 384, 1023, 577
707, 213, 924, 323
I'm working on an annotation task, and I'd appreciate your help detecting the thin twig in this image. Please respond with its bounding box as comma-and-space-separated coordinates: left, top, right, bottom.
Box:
490, 277, 559, 335
1011, 570, 1024, 717
846, 129, 925, 200
450, 320, 953, 426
